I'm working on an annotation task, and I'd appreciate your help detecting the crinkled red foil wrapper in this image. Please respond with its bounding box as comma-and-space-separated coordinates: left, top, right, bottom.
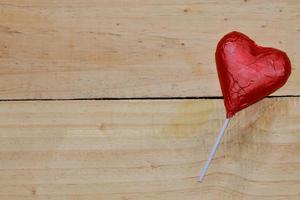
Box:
215, 32, 291, 118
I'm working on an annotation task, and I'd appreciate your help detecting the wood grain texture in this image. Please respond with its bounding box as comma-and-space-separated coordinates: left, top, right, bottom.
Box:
0, 98, 299, 199
0, 0, 299, 99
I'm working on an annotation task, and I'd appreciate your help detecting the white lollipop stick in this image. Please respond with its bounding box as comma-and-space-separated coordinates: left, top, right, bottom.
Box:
198, 118, 230, 182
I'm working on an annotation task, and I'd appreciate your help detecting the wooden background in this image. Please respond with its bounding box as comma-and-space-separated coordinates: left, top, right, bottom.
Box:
0, 0, 299, 199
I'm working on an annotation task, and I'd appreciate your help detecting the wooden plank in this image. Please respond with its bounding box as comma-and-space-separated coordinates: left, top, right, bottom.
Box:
0, 98, 299, 199
0, 0, 299, 99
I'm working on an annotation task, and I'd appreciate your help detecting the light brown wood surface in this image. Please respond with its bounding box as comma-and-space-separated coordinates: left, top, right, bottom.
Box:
0, 98, 299, 199
1, 1, 300, 199
0, 0, 299, 99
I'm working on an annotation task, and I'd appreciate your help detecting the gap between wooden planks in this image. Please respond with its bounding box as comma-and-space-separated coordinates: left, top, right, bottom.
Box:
0, 0, 299, 99
0, 98, 299, 199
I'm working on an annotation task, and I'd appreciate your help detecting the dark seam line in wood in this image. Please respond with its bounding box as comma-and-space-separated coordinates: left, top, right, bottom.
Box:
0, 95, 299, 102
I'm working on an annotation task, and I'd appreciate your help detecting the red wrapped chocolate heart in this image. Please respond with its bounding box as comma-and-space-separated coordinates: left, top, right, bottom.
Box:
216, 31, 291, 118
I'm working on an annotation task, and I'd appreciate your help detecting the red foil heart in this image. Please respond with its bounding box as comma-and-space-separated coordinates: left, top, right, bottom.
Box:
216, 31, 291, 118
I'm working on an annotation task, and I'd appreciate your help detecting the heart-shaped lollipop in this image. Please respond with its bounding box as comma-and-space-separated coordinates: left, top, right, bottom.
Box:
199, 31, 291, 182
216, 31, 291, 118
